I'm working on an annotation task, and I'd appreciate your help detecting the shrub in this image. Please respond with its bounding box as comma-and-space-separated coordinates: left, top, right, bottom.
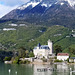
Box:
54, 59, 63, 62
12, 57, 20, 64
4, 56, 11, 61
19, 60, 30, 64
66, 58, 69, 62
29, 52, 34, 57
41, 57, 47, 62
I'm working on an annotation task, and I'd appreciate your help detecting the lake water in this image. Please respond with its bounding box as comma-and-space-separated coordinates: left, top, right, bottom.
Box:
0, 63, 75, 75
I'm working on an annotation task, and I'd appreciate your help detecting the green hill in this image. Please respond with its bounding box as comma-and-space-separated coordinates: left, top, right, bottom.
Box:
27, 25, 75, 51
0, 24, 74, 55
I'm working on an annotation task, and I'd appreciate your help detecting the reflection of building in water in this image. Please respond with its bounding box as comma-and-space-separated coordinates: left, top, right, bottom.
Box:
33, 65, 53, 75
33, 64, 71, 75
56, 64, 69, 75
57, 64, 68, 70
74, 64, 75, 69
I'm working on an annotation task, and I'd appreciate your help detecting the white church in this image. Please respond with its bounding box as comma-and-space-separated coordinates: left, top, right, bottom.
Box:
33, 39, 53, 59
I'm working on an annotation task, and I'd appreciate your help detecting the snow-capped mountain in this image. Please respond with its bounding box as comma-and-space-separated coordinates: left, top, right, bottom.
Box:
2, 0, 75, 19
16, 0, 75, 10
1, 0, 75, 28
17, 1, 40, 10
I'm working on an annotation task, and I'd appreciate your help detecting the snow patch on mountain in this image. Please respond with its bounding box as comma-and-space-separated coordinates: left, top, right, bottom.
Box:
60, 2, 64, 5
17, 1, 40, 10
49, 4, 52, 7
41, 3, 47, 7
64, 0, 75, 6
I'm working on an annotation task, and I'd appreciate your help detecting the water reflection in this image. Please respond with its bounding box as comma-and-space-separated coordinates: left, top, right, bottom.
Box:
0, 63, 75, 75
33, 64, 75, 75
33, 64, 53, 75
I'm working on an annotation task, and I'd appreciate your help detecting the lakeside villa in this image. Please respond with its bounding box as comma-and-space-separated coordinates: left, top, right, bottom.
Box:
33, 39, 54, 59
33, 40, 70, 61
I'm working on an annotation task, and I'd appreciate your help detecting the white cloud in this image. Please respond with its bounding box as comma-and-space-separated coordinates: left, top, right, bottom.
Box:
0, 4, 18, 18
0, 0, 30, 18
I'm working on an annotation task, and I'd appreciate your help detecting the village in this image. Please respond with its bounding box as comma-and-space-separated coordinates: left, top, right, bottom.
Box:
4, 39, 75, 64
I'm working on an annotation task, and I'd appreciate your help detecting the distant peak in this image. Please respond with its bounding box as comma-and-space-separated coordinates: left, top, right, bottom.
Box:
65, 0, 75, 6
17, 1, 40, 10
58, 0, 75, 7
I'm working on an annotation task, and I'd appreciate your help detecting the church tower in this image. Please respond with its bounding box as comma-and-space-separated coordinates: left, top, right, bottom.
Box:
48, 39, 53, 55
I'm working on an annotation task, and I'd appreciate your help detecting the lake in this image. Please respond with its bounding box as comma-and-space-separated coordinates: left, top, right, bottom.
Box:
0, 63, 75, 75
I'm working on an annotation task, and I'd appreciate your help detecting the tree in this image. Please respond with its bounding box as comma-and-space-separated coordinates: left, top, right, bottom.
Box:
18, 47, 26, 57
69, 47, 75, 57
29, 51, 34, 57
25, 50, 29, 58
54, 45, 62, 55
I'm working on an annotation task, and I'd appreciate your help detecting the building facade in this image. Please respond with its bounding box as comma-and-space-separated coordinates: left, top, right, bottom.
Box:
69, 57, 75, 63
57, 53, 69, 61
33, 39, 53, 59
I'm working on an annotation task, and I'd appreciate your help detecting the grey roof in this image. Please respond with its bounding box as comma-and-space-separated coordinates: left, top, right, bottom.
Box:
70, 57, 75, 59
40, 45, 50, 49
34, 45, 50, 50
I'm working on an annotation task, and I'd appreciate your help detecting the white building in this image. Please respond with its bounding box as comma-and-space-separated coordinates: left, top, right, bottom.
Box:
69, 57, 75, 63
57, 53, 69, 61
3, 28, 16, 31
33, 39, 53, 59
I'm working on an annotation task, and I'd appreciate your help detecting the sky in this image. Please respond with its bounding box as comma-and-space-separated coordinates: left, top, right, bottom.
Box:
0, 0, 30, 18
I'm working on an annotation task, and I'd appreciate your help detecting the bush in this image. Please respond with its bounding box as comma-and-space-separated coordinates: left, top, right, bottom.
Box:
29, 52, 34, 57
4, 56, 11, 61
66, 58, 69, 62
19, 60, 30, 64
12, 57, 20, 64
54, 59, 63, 62
41, 57, 47, 62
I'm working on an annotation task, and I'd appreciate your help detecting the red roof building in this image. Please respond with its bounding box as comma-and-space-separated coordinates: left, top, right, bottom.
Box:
57, 53, 69, 56
57, 53, 69, 61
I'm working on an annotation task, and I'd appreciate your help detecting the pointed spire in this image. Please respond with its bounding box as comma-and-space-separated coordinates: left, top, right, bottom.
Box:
37, 43, 41, 47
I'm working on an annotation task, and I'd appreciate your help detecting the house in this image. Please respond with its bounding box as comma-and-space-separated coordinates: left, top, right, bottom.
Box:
4, 61, 12, 64
57, 53, 69, 61
20, 57, 35, 62
33, 39, 53, 59
69, 57, 75, 63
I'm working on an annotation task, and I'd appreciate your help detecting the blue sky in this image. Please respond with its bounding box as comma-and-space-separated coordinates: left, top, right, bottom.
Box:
0, 1, 4, 4
0, 0, 29, 18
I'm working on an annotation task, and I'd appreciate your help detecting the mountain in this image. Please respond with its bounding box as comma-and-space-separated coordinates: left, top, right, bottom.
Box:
1, 0, 75, 28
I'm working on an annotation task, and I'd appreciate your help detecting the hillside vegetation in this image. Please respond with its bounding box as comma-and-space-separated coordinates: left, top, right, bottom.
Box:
0, 23, 74, 56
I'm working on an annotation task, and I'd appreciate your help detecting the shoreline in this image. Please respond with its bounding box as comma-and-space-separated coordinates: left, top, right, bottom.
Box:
4, 60, 75, 65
